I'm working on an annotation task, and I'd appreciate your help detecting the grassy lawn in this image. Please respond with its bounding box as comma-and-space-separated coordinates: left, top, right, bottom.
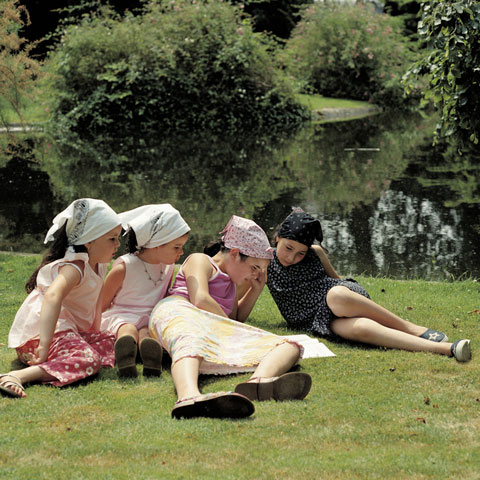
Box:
296, 94, 373, 111
1, 253, 479, 479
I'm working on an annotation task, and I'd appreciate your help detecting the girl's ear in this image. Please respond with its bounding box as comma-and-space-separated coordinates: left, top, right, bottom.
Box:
229, 248, 240, 260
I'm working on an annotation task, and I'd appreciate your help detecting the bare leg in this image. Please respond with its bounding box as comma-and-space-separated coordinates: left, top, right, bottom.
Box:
331, 317, 453, 355
171, 357, 202, 401
235, 343, 311, 401
1, 366, 56, 398
327, 286, 428, 336
250, 342, 301, 380
117, 323, 140, 342
138, 327, 150, 343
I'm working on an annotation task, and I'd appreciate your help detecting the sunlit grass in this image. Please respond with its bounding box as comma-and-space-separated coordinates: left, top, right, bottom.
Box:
296, 93, 373, 111
1, 253, 479, 479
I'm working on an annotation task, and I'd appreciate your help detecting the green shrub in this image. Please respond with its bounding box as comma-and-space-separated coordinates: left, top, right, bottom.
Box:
281, 1, 419, 108
46, 0, 309, 151
405, 0, 480, 153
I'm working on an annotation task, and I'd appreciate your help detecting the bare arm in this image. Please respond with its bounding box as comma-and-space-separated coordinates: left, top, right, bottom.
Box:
183, 253, 228, 318
234, 267, 266, 322
311, 245, 341, 279
29, 263, 82, 365
102, 261, 126, 312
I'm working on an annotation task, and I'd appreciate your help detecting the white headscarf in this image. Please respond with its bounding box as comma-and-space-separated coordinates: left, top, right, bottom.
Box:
119, 204, 190, 249
44, 198, 122, 246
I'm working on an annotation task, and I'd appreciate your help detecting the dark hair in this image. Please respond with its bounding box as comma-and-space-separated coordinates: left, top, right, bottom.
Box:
272, 220, 329, 253
203, 240, 248, 260
25, 224, 87, 293
126, 229, 139, 254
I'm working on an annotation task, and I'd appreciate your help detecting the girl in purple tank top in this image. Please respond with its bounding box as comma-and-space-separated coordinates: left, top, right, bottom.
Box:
149, 215, 312, 420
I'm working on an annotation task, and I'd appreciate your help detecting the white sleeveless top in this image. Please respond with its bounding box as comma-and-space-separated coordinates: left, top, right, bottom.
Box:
101, 254, 173, 335
8, 251, 107, 348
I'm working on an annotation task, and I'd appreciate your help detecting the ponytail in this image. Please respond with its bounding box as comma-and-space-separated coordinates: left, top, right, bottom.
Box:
25, 224, 87, 293
203, 240, 223, 257
126, 229, 139, 254
203, 240, 248, 260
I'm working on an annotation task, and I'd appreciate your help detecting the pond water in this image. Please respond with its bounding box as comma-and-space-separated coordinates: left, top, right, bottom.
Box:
1, 112, 479, 280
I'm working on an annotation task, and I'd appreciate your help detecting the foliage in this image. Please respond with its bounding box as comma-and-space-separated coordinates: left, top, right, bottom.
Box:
384, 0, 422, 38
281, 1, 420, 108
45, 0, 309, 151
404, 0, 480, 154
1, 254, 480, 478
0, 0, 43, 134
231, 0, 314, 39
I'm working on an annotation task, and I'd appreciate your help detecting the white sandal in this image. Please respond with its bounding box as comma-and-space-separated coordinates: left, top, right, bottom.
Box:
0, 373, 25, 398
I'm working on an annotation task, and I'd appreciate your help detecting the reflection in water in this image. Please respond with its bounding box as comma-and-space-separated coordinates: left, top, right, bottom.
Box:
1, 114, 479, 280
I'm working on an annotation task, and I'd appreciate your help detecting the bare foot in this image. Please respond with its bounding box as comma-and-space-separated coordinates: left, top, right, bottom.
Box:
0, 373, 26, 398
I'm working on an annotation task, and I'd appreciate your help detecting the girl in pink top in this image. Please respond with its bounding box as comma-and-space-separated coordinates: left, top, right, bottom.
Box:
1, 198, 122, 399
101, 204, 190, 378
149, 215, 312, 420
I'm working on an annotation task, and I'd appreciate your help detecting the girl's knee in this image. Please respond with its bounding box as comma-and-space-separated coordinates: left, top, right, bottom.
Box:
331, 317, 372, 342
327, 286, 352, 310
284, 341, 302, 362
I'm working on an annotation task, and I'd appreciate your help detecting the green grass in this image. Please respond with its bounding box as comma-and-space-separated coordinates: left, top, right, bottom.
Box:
296, 93, 373, 111
1, 253, 479, 479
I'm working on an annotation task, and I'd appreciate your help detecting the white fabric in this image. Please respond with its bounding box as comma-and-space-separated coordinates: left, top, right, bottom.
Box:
101, 254, 174, 336
44, 198, 122, 246
119, 204, 190, 249
283, 334, 336, 359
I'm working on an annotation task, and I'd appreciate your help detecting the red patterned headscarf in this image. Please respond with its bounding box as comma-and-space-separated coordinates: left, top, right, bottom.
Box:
220, 215, 274, 260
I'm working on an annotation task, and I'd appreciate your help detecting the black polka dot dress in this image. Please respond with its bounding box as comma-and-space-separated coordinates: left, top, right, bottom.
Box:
267, 248, 370, 337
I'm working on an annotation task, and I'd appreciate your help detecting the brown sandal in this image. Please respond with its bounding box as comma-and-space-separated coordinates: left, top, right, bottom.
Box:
172, 391, 254, 419
139, 337, 163, 377
114, 335, 138, 378
235, 372, 312, 401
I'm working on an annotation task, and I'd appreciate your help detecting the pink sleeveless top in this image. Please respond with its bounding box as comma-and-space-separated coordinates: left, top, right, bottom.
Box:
8, 251, 107, 348
168, 254, 236, 316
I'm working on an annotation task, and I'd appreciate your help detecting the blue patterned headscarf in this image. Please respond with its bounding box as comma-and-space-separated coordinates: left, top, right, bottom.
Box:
278, 208, 323, 247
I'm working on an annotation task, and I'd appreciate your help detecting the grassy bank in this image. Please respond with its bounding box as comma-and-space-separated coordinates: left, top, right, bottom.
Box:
1, 253, 479, 479
1, 91, 374, 128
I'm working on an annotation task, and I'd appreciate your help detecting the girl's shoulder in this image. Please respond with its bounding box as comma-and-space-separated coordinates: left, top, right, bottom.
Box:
182, 253, 216, 276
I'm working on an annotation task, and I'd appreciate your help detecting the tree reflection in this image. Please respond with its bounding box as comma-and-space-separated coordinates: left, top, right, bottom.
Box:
1, 115, 478, 279
42, 131, 305, 254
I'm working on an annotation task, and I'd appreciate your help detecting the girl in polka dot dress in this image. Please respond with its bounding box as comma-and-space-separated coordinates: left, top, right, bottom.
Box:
1, 199, 123, 399
266, 209, 472, 362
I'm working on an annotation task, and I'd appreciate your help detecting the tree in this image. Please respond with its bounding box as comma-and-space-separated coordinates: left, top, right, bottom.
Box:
0, 0, 43, 132
405, 0, 480, 153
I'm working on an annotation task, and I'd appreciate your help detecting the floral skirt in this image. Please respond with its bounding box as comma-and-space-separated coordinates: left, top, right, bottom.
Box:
149, 296, 302, 375
16, 330, 115, 387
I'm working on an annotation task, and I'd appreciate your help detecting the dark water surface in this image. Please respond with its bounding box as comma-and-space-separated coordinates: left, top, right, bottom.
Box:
1, 113, 479, 280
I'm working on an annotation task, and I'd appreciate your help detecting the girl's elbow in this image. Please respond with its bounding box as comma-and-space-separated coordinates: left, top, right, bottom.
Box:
191, 294, 210, 311
43, 289, 64, 307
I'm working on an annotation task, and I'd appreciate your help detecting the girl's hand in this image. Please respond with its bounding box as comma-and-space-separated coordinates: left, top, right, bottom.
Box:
251, 267, 267, 292
29, 345, 49, 365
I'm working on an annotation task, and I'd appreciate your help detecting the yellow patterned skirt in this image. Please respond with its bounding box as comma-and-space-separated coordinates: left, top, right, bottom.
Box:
149, 295, 301, 375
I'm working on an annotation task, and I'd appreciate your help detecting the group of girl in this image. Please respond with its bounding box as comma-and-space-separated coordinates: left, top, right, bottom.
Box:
0, 199, 472, 420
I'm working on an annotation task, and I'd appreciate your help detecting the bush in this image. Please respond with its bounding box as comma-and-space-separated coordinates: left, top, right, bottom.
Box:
405, 0, 480, 153
281, 1, 419, 108
46, 0, 309, 151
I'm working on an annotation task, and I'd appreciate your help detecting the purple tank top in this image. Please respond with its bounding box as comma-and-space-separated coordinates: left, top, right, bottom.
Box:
168, 254, 236, 316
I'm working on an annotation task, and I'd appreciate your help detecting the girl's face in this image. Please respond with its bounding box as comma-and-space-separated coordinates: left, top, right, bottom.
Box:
228, 250, 270, 285
152, 233, 189, 265
275, 237, 309, 267
85, 225, 122, 266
